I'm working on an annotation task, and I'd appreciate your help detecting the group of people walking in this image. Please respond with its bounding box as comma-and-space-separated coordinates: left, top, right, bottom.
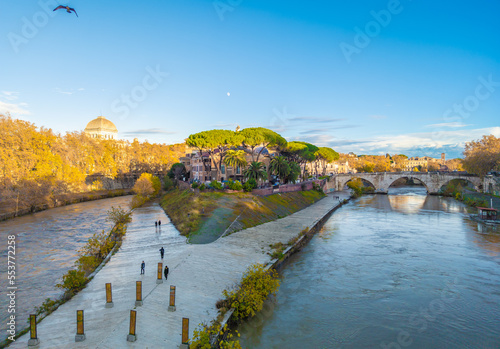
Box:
154, 220, 162, 228
140, 246, 169, 280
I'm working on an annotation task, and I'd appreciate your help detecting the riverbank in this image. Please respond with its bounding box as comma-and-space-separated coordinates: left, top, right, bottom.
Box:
8, 192, 350, 348
160, 188, 326, 243
0, 189, 133, 222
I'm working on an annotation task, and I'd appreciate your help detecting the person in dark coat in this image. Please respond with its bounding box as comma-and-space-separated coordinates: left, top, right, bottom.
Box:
159, 247, 165, 259
158, 220, 161, 227
140, 261, 145, 275
155, 221, 158, 227
164, 265, 169, 280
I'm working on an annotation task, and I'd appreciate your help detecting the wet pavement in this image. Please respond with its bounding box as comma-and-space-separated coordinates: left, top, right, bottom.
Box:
8, 192, 349, 348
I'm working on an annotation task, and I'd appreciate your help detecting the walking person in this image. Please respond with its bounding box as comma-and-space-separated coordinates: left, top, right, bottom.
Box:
140, 261, 145, 275
164, 265, 169, 280
155, 221, 158, 228
158, 219, 161, 227
159, 246, 165, 259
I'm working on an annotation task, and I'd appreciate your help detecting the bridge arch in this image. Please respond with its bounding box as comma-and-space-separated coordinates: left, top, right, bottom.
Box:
438, 177, 481, 193
385, 176, 430, 193
337, 175, 377, 192
332, 172, 483, 195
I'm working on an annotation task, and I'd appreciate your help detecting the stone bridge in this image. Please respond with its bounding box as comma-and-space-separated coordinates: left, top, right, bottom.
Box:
328, 172, 483, 195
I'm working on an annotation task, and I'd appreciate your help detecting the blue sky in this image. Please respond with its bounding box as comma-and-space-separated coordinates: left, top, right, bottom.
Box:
1, 0, 499, 158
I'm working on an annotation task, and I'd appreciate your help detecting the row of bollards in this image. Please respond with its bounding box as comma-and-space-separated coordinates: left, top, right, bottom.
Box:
27, 311, 190, 347
27, 264, 189, 347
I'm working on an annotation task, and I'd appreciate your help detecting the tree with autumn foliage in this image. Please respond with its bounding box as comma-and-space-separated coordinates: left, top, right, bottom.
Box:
462, 135, 500, 177
0, 114, 185, 215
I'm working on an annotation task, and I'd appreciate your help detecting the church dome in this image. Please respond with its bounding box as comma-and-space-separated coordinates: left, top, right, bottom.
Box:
85, 116, 117, 133
84, 116, 118, 139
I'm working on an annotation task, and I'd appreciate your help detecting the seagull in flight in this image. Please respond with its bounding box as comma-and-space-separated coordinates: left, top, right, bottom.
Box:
53, 5, 78, 17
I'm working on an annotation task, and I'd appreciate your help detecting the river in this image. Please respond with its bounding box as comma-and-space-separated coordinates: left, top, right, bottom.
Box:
0, 196, 132, 343
238, 187, 500, 348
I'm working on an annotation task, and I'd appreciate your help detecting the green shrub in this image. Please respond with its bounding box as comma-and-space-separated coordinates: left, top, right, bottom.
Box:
131, 195, 147, 209
192, 182, 199, 189
199, 183, 206, 191
34, 298, 58, 317
243, 178, 257, 192
222, 264, 280, 320
190, 321, 241, 349
75, 255, 100, 275
56, 270, 87, 293
107, 206, 132, 225
163, 176, 175, 191
228, 179, 243, 191
312, 182, 323, 192
210, 180, 223, 190
347, 179, 363, 197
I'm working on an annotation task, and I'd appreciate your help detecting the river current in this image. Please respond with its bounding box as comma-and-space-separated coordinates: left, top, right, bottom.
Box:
239, 187, 500, 348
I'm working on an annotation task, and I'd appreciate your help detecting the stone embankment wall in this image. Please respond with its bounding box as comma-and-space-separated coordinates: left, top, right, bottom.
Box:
176, 179, 329, 196
85, 174, 138, 190
249, 179, 328, 196
0, 189, 133, 222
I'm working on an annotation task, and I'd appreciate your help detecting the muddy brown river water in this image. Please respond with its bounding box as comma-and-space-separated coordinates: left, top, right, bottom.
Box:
239, 187, 500, 348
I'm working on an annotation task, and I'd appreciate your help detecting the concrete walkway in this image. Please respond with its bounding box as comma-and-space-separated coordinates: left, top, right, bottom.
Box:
10, 192, 350, 349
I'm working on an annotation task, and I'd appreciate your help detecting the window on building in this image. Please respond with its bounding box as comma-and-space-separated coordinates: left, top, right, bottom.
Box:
236, 166, 240, 174
221, 165, 225, 174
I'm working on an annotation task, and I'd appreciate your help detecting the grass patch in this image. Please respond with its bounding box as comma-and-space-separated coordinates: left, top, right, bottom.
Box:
160, 188, 325, 243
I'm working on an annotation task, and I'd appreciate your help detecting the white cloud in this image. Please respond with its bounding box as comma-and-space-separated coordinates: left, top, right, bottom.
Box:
1, 91, 19, 101
54, 88, 74, 95
54, 87, 85, 95
300, 127, 500, 157
0, 101, 30, 115
424, 122, 470, 128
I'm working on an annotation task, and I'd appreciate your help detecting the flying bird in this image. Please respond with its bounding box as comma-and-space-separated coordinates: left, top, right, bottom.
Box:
53, 5, 78, 17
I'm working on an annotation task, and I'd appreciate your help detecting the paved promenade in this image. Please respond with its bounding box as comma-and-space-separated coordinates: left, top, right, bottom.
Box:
10, 192, 349, 349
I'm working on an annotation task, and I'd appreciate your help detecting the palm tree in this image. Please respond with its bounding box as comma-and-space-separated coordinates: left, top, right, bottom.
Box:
243, 161, 268, 182
223, 150, 248, 170
269, 156, 290, 182
284, 161, 301, 184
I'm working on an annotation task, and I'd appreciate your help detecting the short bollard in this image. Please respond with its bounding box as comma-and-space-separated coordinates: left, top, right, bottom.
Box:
156, 263, 163, 284
127, 310, 137, 342
168, 285, 176, 312
135, 281, 143, 306
28, 314, 39, 346
75, 310, 86, 342
105, 283, 114, 308
180, 317, 189, 349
